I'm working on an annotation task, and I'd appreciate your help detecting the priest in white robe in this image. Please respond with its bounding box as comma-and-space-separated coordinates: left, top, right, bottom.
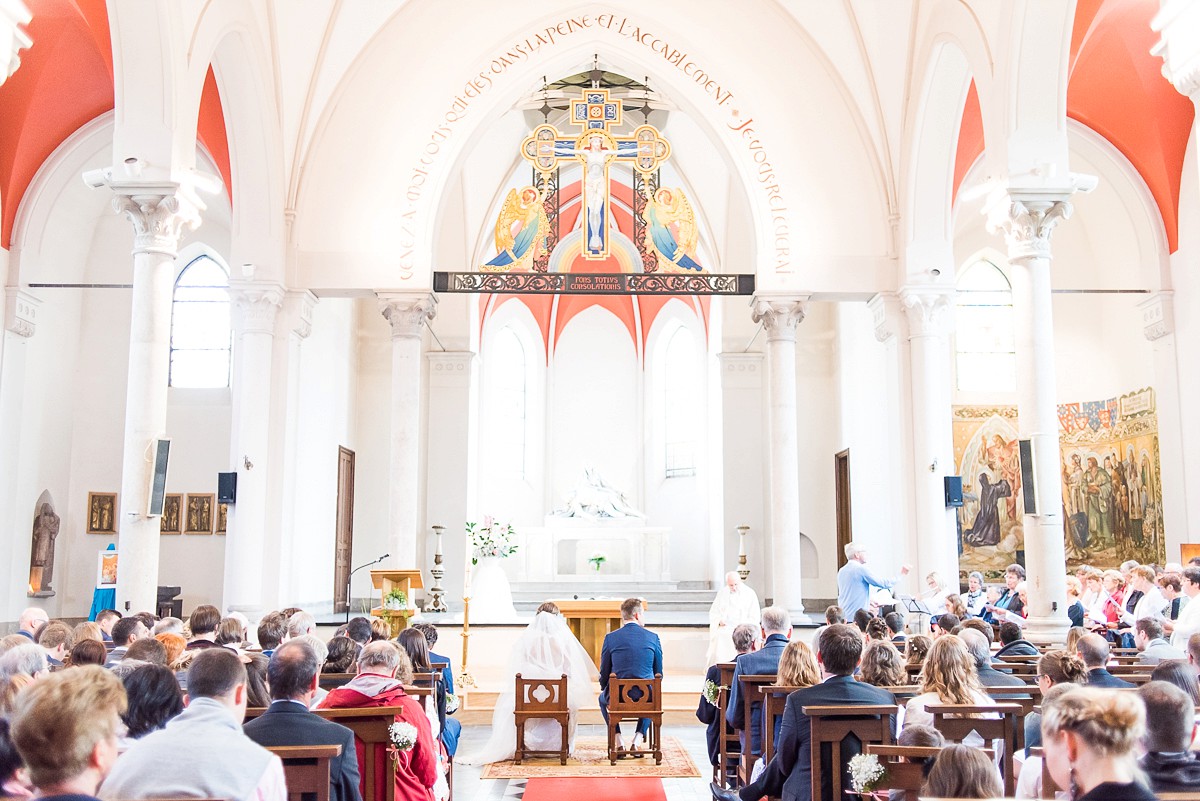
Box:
705, 572, 761, 666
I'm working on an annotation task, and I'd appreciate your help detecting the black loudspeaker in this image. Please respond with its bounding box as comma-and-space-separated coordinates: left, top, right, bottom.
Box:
148, 439, 170, 516
943, 476, 964, 508
217, 472, 237, 504
1018, 439, 1038, 515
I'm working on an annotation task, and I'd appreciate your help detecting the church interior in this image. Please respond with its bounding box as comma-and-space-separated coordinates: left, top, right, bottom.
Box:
3, 0, 1200, 798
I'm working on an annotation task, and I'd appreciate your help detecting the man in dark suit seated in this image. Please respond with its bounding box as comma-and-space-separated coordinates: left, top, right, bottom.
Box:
244, 640, 362, 801
599, 597, 664, 756
1078, 633, 1134, 688
698, 623, 760, 776
712, 623, 897, 801
726, 606, 791, 761
959, 629, 1026, 688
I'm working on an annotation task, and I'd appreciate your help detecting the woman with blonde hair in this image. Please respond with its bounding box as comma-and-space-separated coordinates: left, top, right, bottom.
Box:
923, 572, 950, 616
903, 635, 994, 738
775, 640, 819, 689
1040, 686, 1155, 800
71, 621, 103, 643
1065, 626, 1088, 655
858, 640, 905, 687
922, 744, 1003, 799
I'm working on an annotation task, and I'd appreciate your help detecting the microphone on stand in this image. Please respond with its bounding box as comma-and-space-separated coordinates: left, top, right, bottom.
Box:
346, 553, 390, 624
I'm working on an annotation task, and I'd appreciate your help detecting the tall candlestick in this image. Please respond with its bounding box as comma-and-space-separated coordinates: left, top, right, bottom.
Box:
463, 527, 473, 598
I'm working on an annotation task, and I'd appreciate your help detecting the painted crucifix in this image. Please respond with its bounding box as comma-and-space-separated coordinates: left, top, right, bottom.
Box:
521, 88, 671, 259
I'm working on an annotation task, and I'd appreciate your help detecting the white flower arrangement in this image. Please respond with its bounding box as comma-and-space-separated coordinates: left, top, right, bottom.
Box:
466, 516, 518, 565
847, 752, 886, 794
445, 692, 459, 714
702, 679, 723, 707
388, 721, 419, 753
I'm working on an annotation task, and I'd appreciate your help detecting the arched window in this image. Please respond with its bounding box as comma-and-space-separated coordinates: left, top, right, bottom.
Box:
955, 259, 1015, 392
662, 326, 698, 477
169, 256, 230, 388
489, 326, 528, 478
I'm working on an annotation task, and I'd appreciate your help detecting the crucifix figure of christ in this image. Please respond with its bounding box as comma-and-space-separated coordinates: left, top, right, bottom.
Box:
521, 88, 671, 259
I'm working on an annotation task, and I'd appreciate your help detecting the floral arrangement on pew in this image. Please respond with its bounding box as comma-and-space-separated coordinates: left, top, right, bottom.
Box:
388, 721, 418, 763
702, 679, 725, 707
847, 752, 887, 799
466, 516, 518, 565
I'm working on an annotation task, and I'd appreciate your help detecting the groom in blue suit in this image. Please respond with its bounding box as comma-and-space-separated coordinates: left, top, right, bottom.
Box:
599, 597, 664, 753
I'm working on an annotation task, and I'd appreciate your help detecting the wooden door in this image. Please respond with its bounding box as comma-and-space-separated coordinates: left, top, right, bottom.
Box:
334, 447, 355, 614
834, 449, 852, 569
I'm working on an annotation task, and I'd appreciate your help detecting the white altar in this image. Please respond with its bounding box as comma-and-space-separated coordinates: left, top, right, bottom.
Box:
514, 517, 671, 582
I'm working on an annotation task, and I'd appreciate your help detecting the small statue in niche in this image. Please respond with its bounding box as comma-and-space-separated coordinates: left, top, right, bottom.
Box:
28, 503, 61, 595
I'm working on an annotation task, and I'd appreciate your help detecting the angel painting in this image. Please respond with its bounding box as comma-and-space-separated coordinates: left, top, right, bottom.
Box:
644, 187, 704, 272
481, 186, 550, 272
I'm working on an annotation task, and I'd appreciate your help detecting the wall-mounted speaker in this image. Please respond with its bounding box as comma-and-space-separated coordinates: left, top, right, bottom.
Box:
944, 476, 964, 508
217, 472, 237, 504
147, 439, 170, 516
1018, 439, 1038, 515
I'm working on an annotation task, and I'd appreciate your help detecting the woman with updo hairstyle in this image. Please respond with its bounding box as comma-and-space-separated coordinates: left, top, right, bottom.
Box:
324, 635, 358, 674
858, 640, 905, 687
66, 638, 106, 667
1040, 686, 1155, 800
775, 641, 820, 688
536, 601, 561, 615
1022, 649, 1089, 756
922, 744, 1003, 799
904, 635, 994, 739
865, 617, 890, 641
905, 634, 931, 665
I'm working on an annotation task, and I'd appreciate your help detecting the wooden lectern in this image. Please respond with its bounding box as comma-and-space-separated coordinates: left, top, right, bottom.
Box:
370, 569, 424, 637
553, 599, 649, 666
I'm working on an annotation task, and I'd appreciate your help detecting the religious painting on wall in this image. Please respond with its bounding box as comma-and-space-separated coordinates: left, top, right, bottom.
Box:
160, 494, 182, 534
954, 387, 1165, 581
86, 492, 117, 534
96, 549, 118, 588
184, 493, 214, 534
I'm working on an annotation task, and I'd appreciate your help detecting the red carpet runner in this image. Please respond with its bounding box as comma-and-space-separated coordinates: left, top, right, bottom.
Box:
521, 777, 667, 801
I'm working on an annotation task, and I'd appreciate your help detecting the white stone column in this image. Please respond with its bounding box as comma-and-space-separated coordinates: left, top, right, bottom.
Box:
277, 291, 315, 609
378, 293, 437, 568
425, 351, 475, 600
113, 193, 200, 614
751, 294, 808, 618
899, 288, 958, 583
718, 352, 766, 596
1, 287, 38, 615
1139, 293, 1190, 552
222, 282, 283, 615
987, 195, 1072, 642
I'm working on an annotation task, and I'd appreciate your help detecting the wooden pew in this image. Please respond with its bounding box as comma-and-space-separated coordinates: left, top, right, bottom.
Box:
802, 704, 897, 801
266, 744, 341, 801
758, 685, 809, 766
866, 743, 993, 799
734, 673, 777, 785
318, 672, 356, 690
715, 662, 739, 789
927, 702, 1021, 796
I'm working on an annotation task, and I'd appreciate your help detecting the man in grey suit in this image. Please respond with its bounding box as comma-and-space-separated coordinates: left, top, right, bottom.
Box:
726, 606, 790, 760
1136, 617, 1185, 664
244, 641, 362, 801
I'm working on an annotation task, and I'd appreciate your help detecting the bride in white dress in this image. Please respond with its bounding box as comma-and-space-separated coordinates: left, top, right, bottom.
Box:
465, 602, 598, 764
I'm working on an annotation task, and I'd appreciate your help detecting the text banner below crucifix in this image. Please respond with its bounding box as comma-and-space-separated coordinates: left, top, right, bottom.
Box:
434, 87, 753, 296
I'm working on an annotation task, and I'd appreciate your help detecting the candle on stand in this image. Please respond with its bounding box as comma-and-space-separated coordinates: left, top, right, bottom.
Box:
434, 525, 443, 557
463, 531, 472, 598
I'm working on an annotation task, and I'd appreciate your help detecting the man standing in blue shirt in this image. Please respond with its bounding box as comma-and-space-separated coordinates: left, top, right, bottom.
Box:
836, 542, 910, 618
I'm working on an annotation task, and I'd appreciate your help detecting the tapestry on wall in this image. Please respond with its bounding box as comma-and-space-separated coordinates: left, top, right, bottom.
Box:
953, 387, 1164, 581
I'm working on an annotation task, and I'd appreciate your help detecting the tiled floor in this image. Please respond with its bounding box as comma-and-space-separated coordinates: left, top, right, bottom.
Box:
454, 722, 714, 801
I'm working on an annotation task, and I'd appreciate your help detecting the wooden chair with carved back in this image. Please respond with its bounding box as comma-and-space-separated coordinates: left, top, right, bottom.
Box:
802, 704, 897, 801
605, 673, 664, 765
715, 662, 740, 788
265, 744, 342, 801
513, 673, 570, 765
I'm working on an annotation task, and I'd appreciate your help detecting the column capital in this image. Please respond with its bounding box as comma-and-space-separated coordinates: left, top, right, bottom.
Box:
230, 282, 284, 335
867, 292, 901, 343
1139, 291, 1175, 341
4, 287, 38, 337
1153, 0, 1200, 98
985, 193, 1073, 261
1, 0, 31, 84
113, 193, 202, 257
899, 287, 954, 338
282, 290, 318, 339
751, 294, 808, 341
378, 292, 437, 339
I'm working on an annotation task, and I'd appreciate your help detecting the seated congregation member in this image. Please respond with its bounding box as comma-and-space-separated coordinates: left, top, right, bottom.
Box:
1135, 616, 1184, 664
1065, 625, 1088, 654
35, 622, 73, 667
397, 628, 454, 765
930, 613, 960, 637
94, 609, 120, 644
1024, 649, 1087, 755
244, 641, 362, 801
903, 635, 995, 744
959, 628, 1025, 688
857, 640, 904, 687
101, 648, 285, 801
767, 641, 820, 747
9, 666, 125, 801
599, 597, 663, 756
904, 634, 931, 673
408, 624, 461, 751
1039, 686, 1155, 801
864, 617, 890, 642
884, 611, 906, 645
245, 653, 272, 708
325, 635, 359, 673
68, 639, 107, 668
1151, 658, 1200, 704
467, 602, 596, 765
922, 744, 1003, 800
215, 617, 247, 650
963, 571, 987, 617
287, 610, 318, 640
1138, 680, 1200, 793
72, 622, 103, 643
14, 609, 48, 641
922, 572, 951, 617
0, 645, 47, 684
151, 616, 183, 637
993, 620, 1038, 660
988, 564, 1026, 619
727, 606, 791, 761
256, 612, 286, 656
1159, 573, 1185, 621
0, 718, 31, 799
1065, 575, 1086, 628
123, 637, 167, 667
319, 641, 439, 801
1166, 567, 1200, 647
119, 664, 183, 750
698, 623, 760, 775
852, 608, 872, 634
104, 617, 147, 666
712, 624, 897, 801
184, 604, 222, 651
1077, 633, 1133, 688
345, 617, 373, 650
